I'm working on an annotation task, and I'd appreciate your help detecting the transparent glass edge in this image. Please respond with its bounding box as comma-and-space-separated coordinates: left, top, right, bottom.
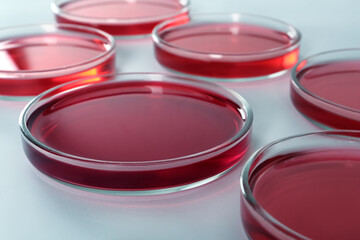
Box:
20, 72, 253, 166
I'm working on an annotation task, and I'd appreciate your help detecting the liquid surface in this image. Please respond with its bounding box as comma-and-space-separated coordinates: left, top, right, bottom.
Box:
297, 61, 360, 111
60, 0, 183, 19
161, 23, 292, 54
0, 34, 114, 96
155, 23, 299, 78
56, 0, 187, 35
250, 149, 360, 239
28, 81, 243, 161
0, 35, 107, 71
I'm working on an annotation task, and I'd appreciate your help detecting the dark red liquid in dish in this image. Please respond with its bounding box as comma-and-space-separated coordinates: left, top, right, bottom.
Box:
155, 23, 299, 78
55, 0, 188, 35
243, 149, 360, 239
0, 34, 115, 97
24, 81, 250, 190
291, 61, 360, 129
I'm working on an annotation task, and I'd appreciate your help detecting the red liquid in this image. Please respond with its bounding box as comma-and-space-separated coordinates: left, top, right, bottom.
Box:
242, 149, 360, 239
55, 0, 188, 35
0, 34, 115, 97
291, 61, 360, 129
24, 81, 250, 190
155, 23, 299, 78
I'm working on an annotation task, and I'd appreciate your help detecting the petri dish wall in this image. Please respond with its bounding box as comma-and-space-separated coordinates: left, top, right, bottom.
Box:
291, 49, 360, 130
20, 73, 253, 195
241, 130, 360, 240
153, 13, 301, 80
0, 24, 116, 98
52, 0, 190, 36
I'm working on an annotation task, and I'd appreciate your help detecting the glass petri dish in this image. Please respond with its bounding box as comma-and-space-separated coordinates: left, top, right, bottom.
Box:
240, 130, 360, 240
291, 49, 360, 130
0, 24, 116, 98
153, 13, 301, 80
52, 0, 190, 36
20, 73, 253, 195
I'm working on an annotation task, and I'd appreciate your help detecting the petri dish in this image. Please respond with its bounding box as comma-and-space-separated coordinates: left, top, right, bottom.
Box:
153, 13, 301, 80
20, 73, 253, 195
291, 49, 360, 130
0, 24, 116, 98
240, 130, 360, 240
52, 0, 190, 36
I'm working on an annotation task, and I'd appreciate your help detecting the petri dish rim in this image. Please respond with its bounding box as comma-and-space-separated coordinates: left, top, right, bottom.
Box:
159, 62, 291, 83
291, 48, 360, 114
32, 162, 237, 196
51, 0, 190, 25
20, 72, 253, 166
240, 130, 360, 240
0, 23, 116, 75
152, 12, 302, 58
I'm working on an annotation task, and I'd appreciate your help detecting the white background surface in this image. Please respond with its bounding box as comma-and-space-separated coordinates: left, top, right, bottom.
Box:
0, 0, 359, 239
